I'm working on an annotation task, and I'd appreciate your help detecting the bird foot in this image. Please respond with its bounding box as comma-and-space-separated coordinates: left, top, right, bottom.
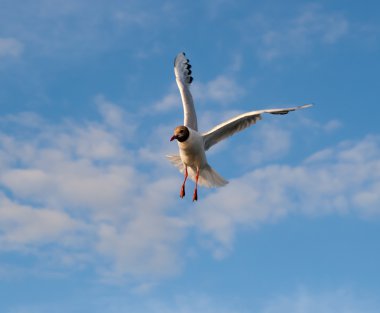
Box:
192, 189, 198, 202
180, 185, 185, 198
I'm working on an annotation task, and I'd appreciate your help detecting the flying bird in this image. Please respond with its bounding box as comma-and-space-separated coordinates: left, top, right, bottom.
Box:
168, 52, 312, 201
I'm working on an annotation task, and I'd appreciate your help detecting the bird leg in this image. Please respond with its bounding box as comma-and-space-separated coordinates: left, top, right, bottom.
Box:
192, 167, 200, 202
180, 166, 188, 198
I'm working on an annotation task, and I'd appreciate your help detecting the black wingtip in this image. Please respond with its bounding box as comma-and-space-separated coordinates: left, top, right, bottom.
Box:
269, 110, 290, 115
174, 52, 187, 66
173, 52, 194, 84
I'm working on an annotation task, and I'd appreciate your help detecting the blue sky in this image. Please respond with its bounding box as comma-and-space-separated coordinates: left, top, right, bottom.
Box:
0, 0, 379, 312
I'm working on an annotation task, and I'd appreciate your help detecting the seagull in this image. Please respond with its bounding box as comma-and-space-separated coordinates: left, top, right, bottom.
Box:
168, 52, 312, 201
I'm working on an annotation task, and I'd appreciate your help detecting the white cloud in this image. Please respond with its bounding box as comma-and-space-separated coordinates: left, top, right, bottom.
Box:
152, 85, 181, 112
300, 117, 342, 133
235, 123, 291, 165
0, 99, 185, 281
152, 74, 244, 114
111, 288, 379, 313
193, 75, 244, 105
0, 0, 169, 58
95, 95, 137, 137
0, 96, 379, 282
0, 38, 23, 58
248, 4, 349, 61
192, 135, 380, 253
4, 286, 378, 313
95, 206, 184, 281
259, 288, 379, 313
0, 193, 81, 248
294, 4, 349, 44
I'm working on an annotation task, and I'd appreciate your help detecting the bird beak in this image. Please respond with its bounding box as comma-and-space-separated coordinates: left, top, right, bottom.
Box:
170, 135, 177, 142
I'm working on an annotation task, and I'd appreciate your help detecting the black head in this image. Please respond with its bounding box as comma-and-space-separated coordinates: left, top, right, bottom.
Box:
170, 126, 190, 142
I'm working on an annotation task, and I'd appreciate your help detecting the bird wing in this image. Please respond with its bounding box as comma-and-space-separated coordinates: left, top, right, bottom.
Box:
174, 52, 198, 131
202, 104, 312, 151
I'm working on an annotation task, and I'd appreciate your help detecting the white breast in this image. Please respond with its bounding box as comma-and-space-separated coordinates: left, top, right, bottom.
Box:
178, 128, 207, 168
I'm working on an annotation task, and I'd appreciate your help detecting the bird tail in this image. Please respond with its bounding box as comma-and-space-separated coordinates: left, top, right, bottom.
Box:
166, 155, 228, 188
198, 164, 228, 187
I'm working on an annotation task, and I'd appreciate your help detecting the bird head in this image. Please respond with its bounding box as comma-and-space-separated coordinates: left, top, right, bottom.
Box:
170, 126, 190, 142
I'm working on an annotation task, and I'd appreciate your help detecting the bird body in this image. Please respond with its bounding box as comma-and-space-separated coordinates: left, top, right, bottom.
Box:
178, 128, 206, 169
169, 126, 228, 191
168, 52, 312, 201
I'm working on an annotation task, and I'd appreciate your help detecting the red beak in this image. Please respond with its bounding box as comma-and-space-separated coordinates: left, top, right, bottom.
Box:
170, 135, 177, 142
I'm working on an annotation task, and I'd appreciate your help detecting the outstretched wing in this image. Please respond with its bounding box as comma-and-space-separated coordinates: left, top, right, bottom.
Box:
202, 104, 312, 151
174, 52, 198, 131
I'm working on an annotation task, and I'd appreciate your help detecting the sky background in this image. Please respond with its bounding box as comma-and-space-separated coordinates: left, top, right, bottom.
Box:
0, 0, 379, 312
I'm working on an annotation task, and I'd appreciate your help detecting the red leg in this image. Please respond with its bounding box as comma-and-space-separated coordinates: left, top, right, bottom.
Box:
192, 167, 200, 202
180, 166, 188, 198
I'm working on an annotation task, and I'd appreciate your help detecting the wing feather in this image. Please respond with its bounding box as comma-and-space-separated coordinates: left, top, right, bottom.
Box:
174, 52, 198, 131
202, 104, 312, 151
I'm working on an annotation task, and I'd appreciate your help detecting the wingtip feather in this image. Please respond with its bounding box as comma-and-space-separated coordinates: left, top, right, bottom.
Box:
174, 52, 194, 85
301, 103, 313, 109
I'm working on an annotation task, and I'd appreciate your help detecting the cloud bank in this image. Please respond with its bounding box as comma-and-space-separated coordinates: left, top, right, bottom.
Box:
0, 95, 379, 284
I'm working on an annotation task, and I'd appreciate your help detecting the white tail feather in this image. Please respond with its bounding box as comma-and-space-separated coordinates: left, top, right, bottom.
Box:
166, 155, 228, 188
166, 154, 185, 172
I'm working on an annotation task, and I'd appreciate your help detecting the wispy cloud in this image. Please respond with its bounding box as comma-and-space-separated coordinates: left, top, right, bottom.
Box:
0, 0, 171, 58
151, 84, 181, 112
244, 4, 349, 61
0, 97, 184, 282
0, 38, 23, 58
0, 95, 379, 282
259, 287, 379, 313
193, 75, 245, 106
0, 193, 81, 247
5, 286, 378, 313
192, 134, 380, 255
153, 74, 244, 113
236, 123, 292, 165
